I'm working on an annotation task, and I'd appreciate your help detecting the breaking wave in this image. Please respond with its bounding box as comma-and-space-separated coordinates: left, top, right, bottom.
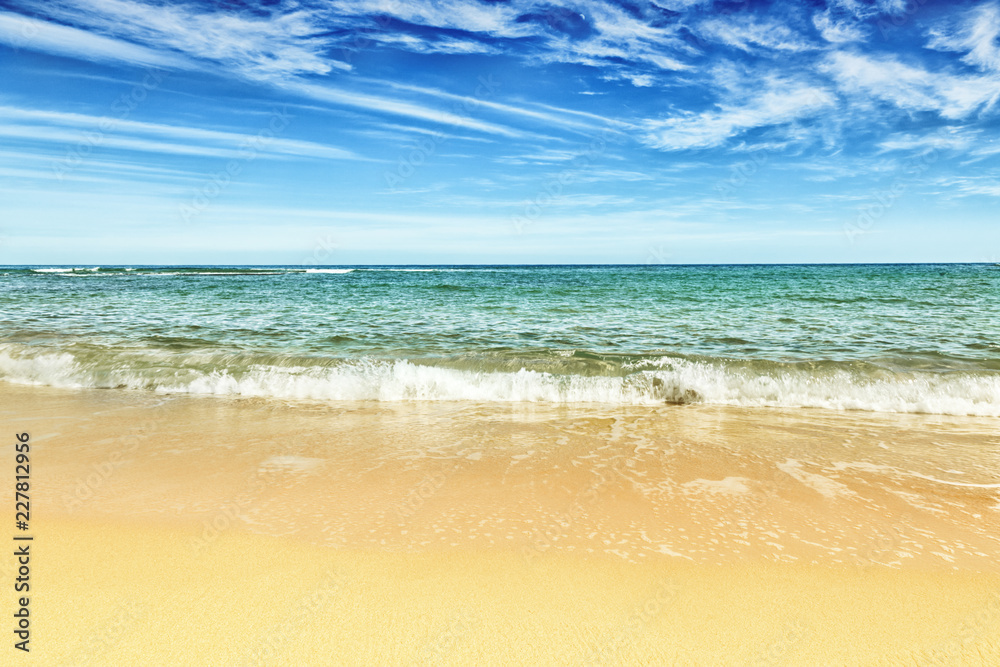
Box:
1, 344, 997, 416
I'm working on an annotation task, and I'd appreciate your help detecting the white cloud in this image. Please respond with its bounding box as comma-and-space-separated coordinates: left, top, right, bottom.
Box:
0, 11, 188, 69
370, 32, 497, 55
877, 129, 977, 153
608, 72, 656, 87
13, 0, 350, 80
828, 0, 909, 19
822, 51, 1000, 119
382, 81, 623, 133
333, 0, 693, 74
281, 81, 525, 138
956, 182, 1000, 196
812, 10, 868, 44
0, 124, 254, 160
0, 105, 363, 161
934, 175, 1000, 197
642, 80, 834, 150
2, 1, 616, 140
698, 15, 815, 52
329, 0, 530, 39
926, 2, 1000, 73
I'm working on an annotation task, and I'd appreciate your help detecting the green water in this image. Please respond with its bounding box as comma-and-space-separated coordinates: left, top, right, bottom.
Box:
1, 264, 998, 414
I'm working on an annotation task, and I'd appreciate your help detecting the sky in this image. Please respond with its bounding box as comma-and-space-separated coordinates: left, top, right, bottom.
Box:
1, 0, 999, 264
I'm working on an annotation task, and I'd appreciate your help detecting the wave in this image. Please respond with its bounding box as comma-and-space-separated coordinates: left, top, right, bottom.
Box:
19, 266, 491, 276
25, 267, 357, 276
0, 345, 997, 416
27, 268, 314, 277
172, 271, 289, 275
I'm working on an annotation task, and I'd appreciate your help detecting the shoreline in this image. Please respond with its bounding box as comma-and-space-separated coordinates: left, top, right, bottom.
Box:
5, 382, 1000, 662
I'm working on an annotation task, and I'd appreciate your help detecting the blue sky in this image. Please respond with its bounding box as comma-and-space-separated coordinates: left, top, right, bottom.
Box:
1, 0, 999, 264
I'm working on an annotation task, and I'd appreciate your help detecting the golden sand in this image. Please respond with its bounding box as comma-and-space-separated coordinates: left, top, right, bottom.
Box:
23, 518, 1000, 665
4, 383, 1000, 664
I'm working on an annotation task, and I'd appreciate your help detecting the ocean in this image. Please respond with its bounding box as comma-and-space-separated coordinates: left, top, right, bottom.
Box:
1, 264, 998, 416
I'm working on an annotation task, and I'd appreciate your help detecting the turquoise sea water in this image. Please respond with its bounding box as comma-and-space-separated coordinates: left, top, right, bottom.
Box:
1, 264, 998, 415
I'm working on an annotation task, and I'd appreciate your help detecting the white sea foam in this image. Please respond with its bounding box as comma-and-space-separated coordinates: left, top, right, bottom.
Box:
0, 349, 85, 387
628, 356, 1000, 416
304, 268, 354, 274
777, 459, 856, 499
1, 348, 999, 416
356, 268, 474, 272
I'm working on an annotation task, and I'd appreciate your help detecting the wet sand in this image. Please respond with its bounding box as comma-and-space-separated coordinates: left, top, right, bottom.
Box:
4, 383, 1000, 664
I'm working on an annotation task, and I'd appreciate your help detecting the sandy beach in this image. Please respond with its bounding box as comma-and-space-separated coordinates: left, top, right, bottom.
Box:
5, 382, 1000, 664
7, 0, 1000, 661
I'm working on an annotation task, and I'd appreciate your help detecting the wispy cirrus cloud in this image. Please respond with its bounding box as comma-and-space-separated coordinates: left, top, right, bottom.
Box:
932, 174, 1000, 198
11, 0, 350, 79
641, 79, 834, 151
0, 11, 188, 69
380, 80, 626, 134
822, 51, 1000, 120
0, 105, 364, 161
1, 0, 593, 138
697, 15, 815, 52
926, 1, 1000, 73
329, 0, 694, 77
877, 129, 978, 153
812, 10, 869, 44
279, 81, 526, 138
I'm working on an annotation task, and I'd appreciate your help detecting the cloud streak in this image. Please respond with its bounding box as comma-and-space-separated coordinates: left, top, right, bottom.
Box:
0, 105, 363, 161
642, 80, 834, 151
11, 0, 350, 79
0, 11, 188, 69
